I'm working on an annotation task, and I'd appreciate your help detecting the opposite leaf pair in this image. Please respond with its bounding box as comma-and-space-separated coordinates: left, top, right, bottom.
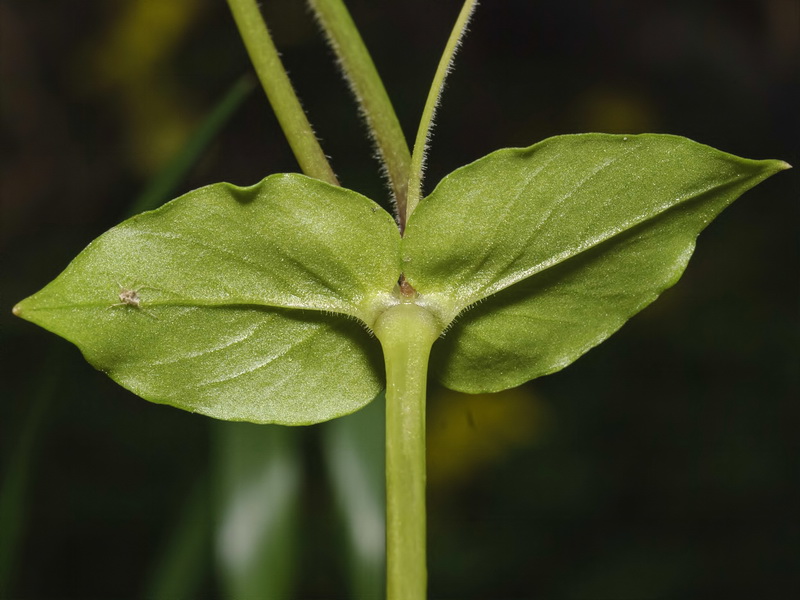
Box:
14, 133, 788, 424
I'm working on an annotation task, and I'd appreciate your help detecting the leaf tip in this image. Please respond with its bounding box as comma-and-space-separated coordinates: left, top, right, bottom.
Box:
12, 295, 42, 322
12, 296, 37, 321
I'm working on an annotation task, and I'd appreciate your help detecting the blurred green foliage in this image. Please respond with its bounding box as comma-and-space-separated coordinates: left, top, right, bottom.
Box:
1, 0, 797, 597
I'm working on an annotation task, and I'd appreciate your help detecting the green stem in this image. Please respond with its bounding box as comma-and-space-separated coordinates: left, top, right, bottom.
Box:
406, 0, 478, 223
308, 0, 412, 221
227, 0, 338, 185
374, 301, 441, 600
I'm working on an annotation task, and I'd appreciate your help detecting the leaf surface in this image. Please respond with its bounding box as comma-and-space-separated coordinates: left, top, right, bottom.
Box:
14, 174, 399, 423
402, 134, 787, 392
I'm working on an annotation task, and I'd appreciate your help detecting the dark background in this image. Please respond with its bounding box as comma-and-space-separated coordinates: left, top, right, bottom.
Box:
1, 0, 798, 597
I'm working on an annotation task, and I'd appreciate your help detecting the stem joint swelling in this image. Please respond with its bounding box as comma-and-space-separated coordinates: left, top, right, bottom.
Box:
373, 302, 441, 600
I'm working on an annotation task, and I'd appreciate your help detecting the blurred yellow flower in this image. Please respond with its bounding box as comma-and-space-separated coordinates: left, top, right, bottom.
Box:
72, 0, 204, 174
427, 386, 546, 490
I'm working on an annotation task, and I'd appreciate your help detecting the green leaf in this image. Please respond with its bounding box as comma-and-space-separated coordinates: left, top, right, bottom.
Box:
14, 174, 401, 424
402, 134, 788, 392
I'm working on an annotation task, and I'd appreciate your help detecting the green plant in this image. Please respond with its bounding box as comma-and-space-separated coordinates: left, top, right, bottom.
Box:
12, 1, 789, 598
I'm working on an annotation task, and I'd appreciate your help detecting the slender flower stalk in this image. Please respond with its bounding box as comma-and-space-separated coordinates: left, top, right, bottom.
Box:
406, 0, 478, 223
309, 0, 412, 222
227, 0, 338, 185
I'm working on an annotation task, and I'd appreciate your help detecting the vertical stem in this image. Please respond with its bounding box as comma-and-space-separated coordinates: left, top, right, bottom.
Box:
308, 0, 412, 219
374, 302, 441, 600
227, 0, 338, 185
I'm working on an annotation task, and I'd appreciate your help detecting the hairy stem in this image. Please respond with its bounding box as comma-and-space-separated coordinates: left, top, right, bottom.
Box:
406, 0, 478, 222
374, 302, 441, 600
308, 0, 412, 222
227, 0, 338, 185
